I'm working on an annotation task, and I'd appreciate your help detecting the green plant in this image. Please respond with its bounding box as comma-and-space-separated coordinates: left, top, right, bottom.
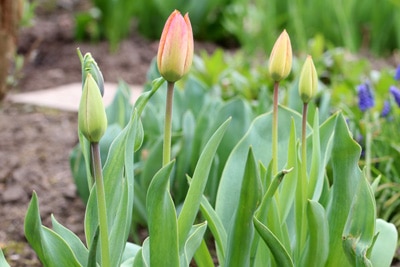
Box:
223, 0, 400, 56
75, 0, 136, 51
25, 13, 397, 267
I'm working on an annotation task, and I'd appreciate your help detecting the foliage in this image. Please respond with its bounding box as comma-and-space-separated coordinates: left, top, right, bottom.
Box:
75, 0, 136, 51
223, 0, 400, 55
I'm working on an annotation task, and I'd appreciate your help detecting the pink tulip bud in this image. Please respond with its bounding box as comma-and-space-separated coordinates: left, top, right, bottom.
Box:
157, 10, 194, 83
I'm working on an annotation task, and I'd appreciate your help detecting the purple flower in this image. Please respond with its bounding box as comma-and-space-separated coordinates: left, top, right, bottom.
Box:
390, 86, 400, 107
395, 65, 400, 81
357, 83, 375, 112
381, 100, 390, 117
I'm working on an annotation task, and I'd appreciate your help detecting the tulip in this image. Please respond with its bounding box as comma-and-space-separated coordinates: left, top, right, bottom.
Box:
157, 10, 194, 83
298, 55, 318, 103
268, 30, 292, 82
78, 73, 107, 143
78, 49, 105, 96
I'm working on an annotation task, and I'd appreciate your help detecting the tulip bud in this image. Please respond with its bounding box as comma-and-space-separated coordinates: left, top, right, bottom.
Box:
78, 49, 105, 96
157, 10, 194, 83
78, 73, 107, 143
268, 30, 292, 82
298, 55, 318, 103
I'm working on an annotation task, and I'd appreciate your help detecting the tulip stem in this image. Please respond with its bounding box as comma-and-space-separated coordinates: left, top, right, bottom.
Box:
272, 81, 279, 175
163, 82, 175, 166
301, 102, 308, 185
91, 142, 110, 267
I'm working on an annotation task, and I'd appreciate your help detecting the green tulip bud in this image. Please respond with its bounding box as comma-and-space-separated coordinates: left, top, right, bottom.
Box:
78, 49, 105, 96
268, 30, 292, 82
157, 10, 194, 83
78, 73, 107, 143
298, 55, 318, 103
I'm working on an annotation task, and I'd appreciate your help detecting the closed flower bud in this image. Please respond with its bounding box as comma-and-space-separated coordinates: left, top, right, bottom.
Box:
78, 73, 107, 143
268, 30, 292, 82
298, 55, 318, 103
79, 50, 105, 96
157, 10, 194, 83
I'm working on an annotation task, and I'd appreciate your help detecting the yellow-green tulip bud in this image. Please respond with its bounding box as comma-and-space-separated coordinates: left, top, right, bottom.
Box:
157, 10, 194, 83
78, 73, 107, 143
78, 49, 105, 96
268, 30, 292, 81
298, 55, 318, 103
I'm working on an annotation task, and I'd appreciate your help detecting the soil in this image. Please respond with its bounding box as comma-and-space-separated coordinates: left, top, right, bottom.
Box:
0, 1, 217, 266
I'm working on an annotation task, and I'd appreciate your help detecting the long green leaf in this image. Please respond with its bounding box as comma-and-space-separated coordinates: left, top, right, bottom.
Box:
325, 113, 365, 267
216, 106, 307, 231
181, 222, 208, 266
299, 200, 329, 266
0, 249, 10, 267
177, 118, 231, 249
51, 215, 89, 266
225, 147, 262, 267
146, 161, 179, 267
253, 216, 294, 267
342, 172, 376, 266
25, 192, 82, 267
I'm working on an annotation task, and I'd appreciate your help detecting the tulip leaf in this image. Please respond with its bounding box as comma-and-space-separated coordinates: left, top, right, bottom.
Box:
253, 216, 294, 267
299, 200, 329, 266
325, 113, 369, 267
180, 222, 208, 266
51, 215, 89, 266
0, 249, 10, 267
342, 171, 376, 266
146, 161, 179, 267
177, 118, 231, 249
199, 195, 227, 263
370, 219, 398, 267
224, 147, 262, 267
25, 192, 82, 267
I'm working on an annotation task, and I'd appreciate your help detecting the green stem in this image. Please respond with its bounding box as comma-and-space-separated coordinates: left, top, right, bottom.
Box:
365, 111, 372, 182
163, 82, 175, 166
272, 81, 279, 175
296, 102, 309, 259
301, 103, 308, 184
91, 142, 110, 267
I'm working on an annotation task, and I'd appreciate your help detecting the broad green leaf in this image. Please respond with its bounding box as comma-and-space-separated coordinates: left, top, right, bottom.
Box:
105, 80, 132, 127
370, 219, 398, 267
0, 249, 10, 267
215, 106, 307, 231
253, 216, 294, 267
224, 147, 262, 267
299, 200, 329, 267
342, 172, 376, 266
177, 118, 231, 249
51, 215, 88, 266
146, 161, 179, 267
24, 192, 82, 267
325, 113, 365, 267
120, 242, 142, 265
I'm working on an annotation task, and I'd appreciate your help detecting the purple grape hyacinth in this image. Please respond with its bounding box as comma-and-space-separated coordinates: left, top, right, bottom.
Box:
357, 83, 375, 112
395, 65, 400, 81
390, 86, 400, 107
381, 100, 390, 117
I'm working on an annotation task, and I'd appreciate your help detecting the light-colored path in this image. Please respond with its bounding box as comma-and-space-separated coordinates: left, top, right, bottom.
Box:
7, 83, 142, 112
